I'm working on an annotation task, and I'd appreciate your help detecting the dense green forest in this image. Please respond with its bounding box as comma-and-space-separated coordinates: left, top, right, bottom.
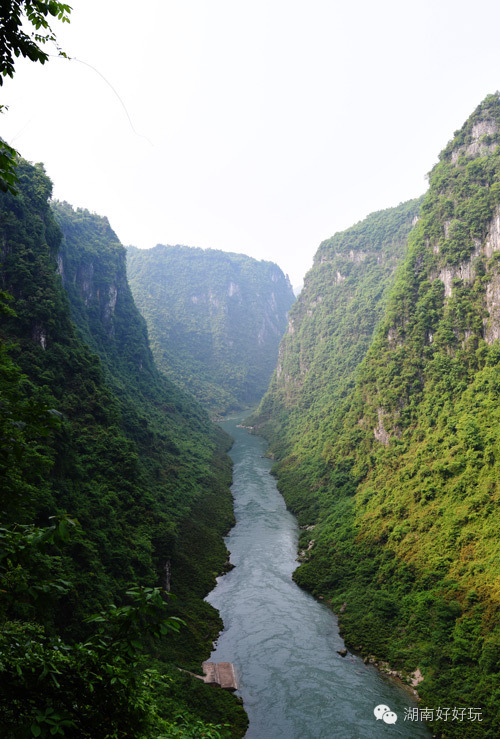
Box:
7, 5, 500, 738
248, 197, 422, 509
0, 160, 247, 737
250, 94, 500, 737
126, 244, 295, 412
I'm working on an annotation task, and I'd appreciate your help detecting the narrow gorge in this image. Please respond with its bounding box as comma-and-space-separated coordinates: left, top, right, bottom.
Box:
4, 93, 500, 739
249, 93, 500, 738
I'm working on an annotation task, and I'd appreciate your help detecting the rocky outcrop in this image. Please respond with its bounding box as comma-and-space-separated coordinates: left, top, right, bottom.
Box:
52, 201, 156, 378
451, 120, 498, 163
373, 408, 390, 445
255, 199, 421, 415
126, 245, 295, 411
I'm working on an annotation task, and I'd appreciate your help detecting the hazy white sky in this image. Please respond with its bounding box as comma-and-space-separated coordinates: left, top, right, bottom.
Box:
3, 0, 500, 286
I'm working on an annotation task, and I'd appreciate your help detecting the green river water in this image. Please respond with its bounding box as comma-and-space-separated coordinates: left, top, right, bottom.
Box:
206, 415, 432, 738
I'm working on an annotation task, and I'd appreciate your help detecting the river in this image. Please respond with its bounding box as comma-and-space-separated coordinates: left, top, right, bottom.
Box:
206, 415, 432, 738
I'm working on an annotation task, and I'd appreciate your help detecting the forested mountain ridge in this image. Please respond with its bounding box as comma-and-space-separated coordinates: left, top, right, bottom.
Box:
51, 202, 240, 656
251, 94, 500, 737
126, 244, 295, 411
53, 201, 158, 387
52, 202, 214, 461
248, 198, 422, 513
0, 161, 247, 736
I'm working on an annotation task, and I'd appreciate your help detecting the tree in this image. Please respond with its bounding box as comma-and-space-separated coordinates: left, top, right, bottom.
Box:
0, 1, 72, 193
0, 0, 71, 84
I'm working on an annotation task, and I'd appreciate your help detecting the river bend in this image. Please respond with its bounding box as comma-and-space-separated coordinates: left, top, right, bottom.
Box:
206, 416, 431, 738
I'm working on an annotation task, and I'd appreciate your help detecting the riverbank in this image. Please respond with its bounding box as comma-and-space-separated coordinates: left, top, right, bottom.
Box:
205, 417, 431, 738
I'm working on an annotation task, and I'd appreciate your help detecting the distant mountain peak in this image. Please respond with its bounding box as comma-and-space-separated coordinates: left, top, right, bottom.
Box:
126, 244, 295, 412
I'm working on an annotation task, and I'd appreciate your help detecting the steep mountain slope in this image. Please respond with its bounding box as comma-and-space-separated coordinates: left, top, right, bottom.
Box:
126, 244, 295, 411
0, 162, 246, 736
254, 94, 500, 737
51, 201, 241, 662
249, 198, 422, 519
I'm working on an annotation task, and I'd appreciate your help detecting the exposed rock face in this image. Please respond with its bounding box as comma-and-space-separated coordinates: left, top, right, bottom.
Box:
451, 120, 498, 163
431, 202, 500, 344
435, 256, 478, 299
259, 199, 421, 413
126, 244, 295, 411
32, 324, 47, 349
52, 201, 155, 377
485, 272, 500, 343
373, 408, 390, 445
426, 180, 500, 343
484, 207, 500, 256
76, 262, 95, 304
248, 94, 500, 735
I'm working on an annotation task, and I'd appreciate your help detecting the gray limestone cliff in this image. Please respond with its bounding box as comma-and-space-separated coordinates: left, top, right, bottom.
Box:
126, 244, 295, 411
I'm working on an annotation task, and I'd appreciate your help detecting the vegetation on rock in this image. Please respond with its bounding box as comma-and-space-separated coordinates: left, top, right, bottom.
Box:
0, 160, 247, 737
126, 244, 295, 412
251, 94, 500, 737
248, 197, 422, 520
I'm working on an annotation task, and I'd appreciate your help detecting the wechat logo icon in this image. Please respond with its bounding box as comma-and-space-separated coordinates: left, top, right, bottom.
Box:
374, 704, 398, 724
